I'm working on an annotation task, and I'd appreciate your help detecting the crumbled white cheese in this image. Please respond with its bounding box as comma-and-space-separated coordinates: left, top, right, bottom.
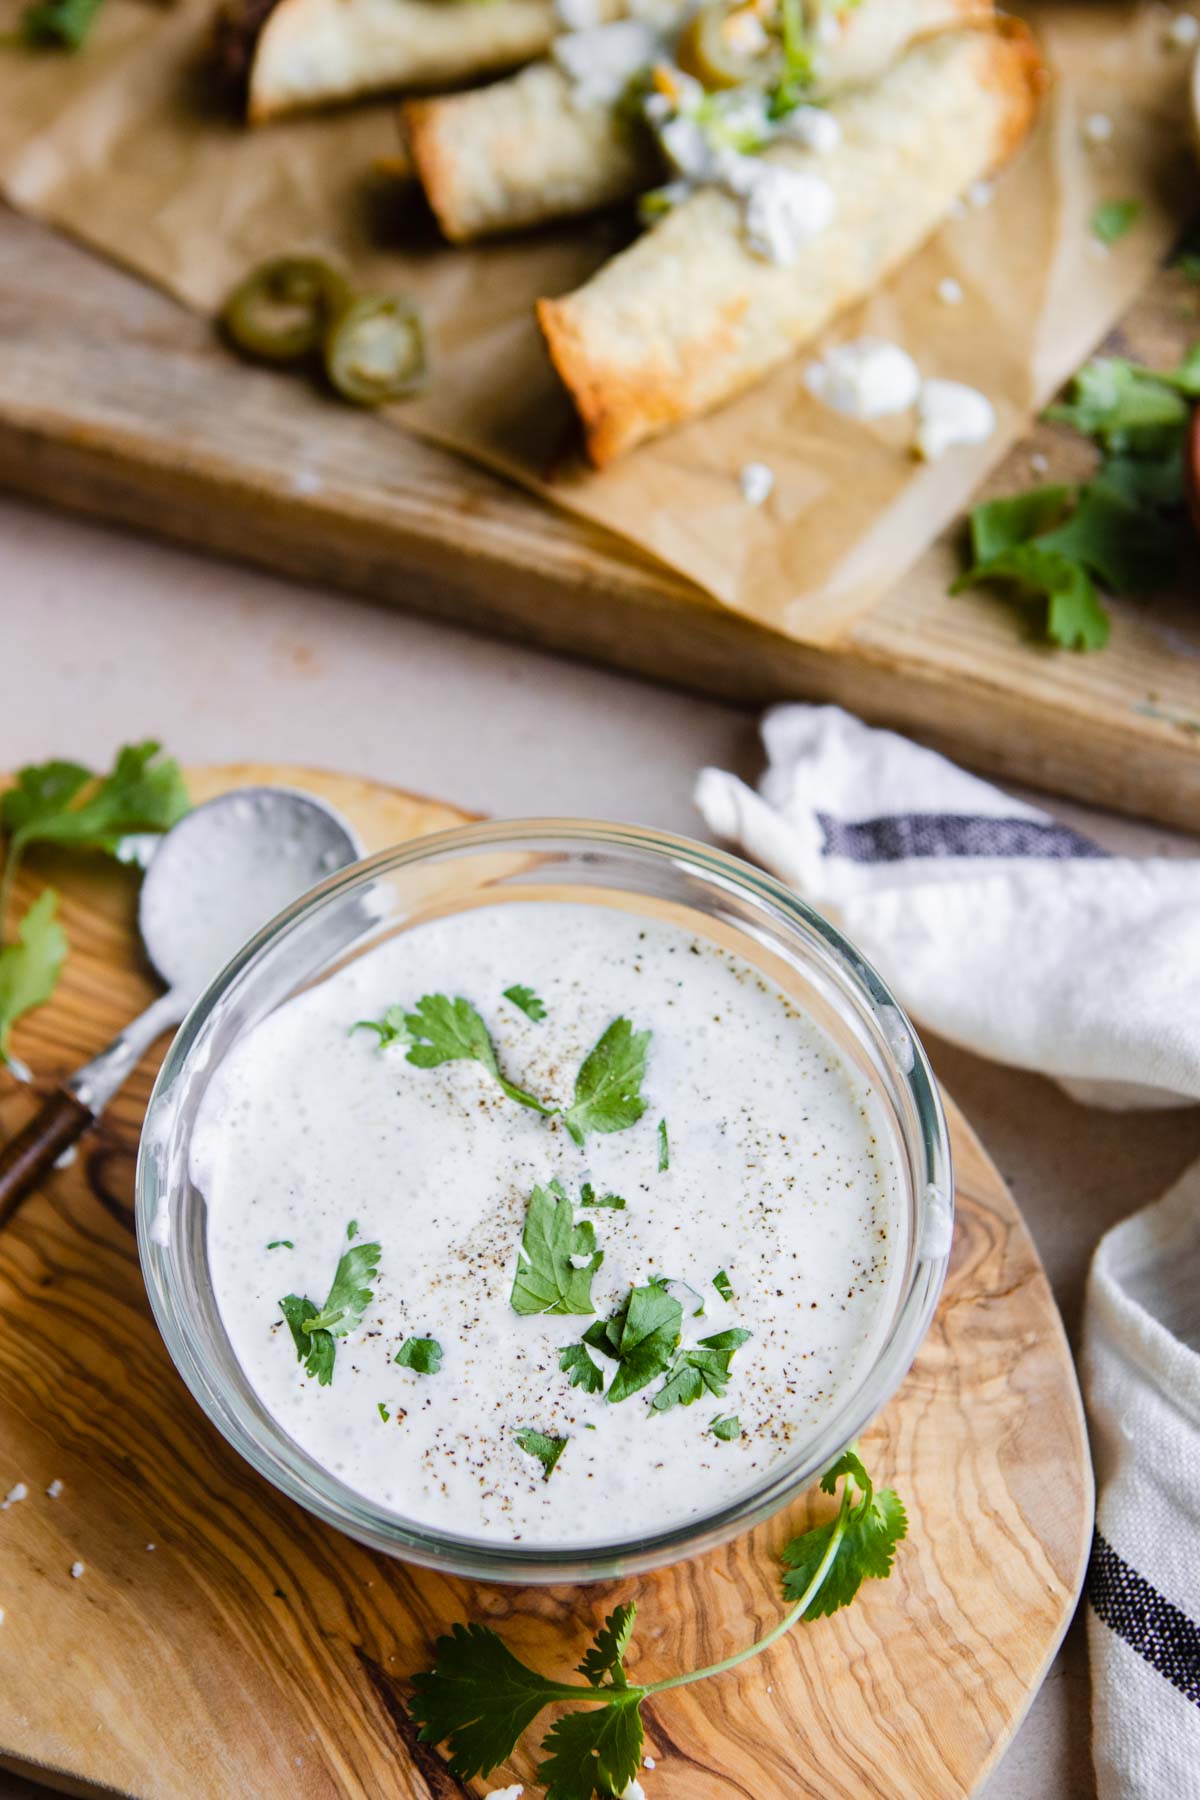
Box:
0, 1607, 5, 1626
46, 1479, 64, 1499
947, 196, 967, 220
1030, 451, 1049, 475
70, 1561, 85, 1579
554, 0, 601, 27
659, 114, 715, 181
2, 1483, 28, 1510
805, 338, 921, 419
722, 7, 769, 55
778, 105, 841, 154
740, 163, 836, 265
621, 1784, 646, 1800
1082, 111, 1114, 145
554, 20, 661, 106
914, 379, 996, 460
739, 461, 774, 506
146, 1543, 157, 1552
1167, 10, 1200, 46
937, 277, 964, 305
966, 179, 994, 210
484, 1787, 524, 1799
644, 1754, 657, 1769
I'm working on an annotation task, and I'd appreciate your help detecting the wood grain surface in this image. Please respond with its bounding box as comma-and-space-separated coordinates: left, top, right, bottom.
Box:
0, 206, 1198, 831
0, 764, 1093, 1800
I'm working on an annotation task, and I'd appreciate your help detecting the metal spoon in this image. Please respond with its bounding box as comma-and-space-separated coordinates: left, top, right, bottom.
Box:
0, 786, 363, 1226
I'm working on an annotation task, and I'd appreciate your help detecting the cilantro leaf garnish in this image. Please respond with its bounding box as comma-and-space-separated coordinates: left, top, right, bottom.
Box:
377, 1402, 390, 1422
514, 1428, 568, 1481
559, 1342, 605, 1394
279, 1294, 335, 1385
351, 1005, 412, 1050
652, 1327, 752, 1413
267, 1239, 293, 1250
954, 542, 1111, 651
710, 1414, 741, 1440
583, 1280, 682, 1404
19, 0, 106, 48
1091, 198, 1140, 246
657, 1117, 669, 1172
713, 1270, 734, 1304
781, 1450, 907, 1617
395, 1336, 442, 1374
410, 1452, 904, 1792
560, 1017, 651, 1147
504, 984, 546, 1022
402, 993, 551, 1114
510, 1180, 603, 1316
0, 890, 67, 1062
579, 1182, 626, 1210
302, 1236, 381, 1336
0, 741, 188, 925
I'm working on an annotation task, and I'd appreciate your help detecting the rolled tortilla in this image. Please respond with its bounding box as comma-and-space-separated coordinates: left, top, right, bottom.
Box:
538, 21, 1043, 465
405, 0, 992, 243
247, 0, 559, 123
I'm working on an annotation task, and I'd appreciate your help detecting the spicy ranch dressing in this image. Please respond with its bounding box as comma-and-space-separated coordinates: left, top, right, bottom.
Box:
192, 900, 905, 1546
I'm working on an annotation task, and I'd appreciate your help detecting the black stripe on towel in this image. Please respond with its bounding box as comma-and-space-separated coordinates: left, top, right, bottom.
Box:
1088, 1532, 1200, 1708
815, 811, 1107, 864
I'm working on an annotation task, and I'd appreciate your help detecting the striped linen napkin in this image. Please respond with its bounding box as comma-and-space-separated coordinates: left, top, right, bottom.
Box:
695, 702, 1200, 1797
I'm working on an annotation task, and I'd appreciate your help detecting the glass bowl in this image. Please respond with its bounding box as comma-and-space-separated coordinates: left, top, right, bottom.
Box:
136, 820, 952, 1585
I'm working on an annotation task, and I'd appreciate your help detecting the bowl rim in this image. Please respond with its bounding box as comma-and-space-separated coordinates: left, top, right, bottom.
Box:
136, 816, 953, 1584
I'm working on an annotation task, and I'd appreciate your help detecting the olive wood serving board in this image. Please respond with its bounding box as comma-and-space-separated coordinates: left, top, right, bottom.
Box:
0, 764, 1093, 1800
0, 205, 1198, 832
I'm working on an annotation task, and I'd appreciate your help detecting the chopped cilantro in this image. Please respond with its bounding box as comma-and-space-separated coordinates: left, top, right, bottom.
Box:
410, 1451, 904, 1794
267, 1240, 293, 1250
560, 1017, 651, 1147
1091, 199, 1140, 246
0, 890, 67, 1062
579, 1182, 626, 1210
712, 1270, 734, 1304
503, 984, 546, 1021
395, 1336, 442, 1375
510, 1180, 603, 1316
559, 1342, 605, 1395
514, 1428, 568, 1481
352, 1004, 411, 1049
278, 1229, 380, 1384
657, 1118, 669, 1172
652, 1327, 752, 1413
377, 1402, 390, 1422
18, 0, 105, 47
584, 1281, 682, 1404
401, 992, 551, 1115
279, 1294, 335, 1386
347, 1220, 359, 1240
710, 1414, 741, 1441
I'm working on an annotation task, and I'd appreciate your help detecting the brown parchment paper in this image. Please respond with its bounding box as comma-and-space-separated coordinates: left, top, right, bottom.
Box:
0, 0, 1194, 645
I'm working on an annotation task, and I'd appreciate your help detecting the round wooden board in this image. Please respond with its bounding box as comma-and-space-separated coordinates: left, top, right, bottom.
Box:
0, 765, 1093, 1800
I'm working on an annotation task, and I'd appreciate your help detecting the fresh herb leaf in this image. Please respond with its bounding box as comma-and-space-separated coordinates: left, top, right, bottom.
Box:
410, 1622, 584, 1780
584, 1281, 682, 1404
514, 1428, 568, 1481
302, 1237, 381, 1337
18, 0, 105, 47
559, 1341, 605, 1395
710, 1414, 741, 1441
0, 890, 67, 1061
576, 1603, 636, 1688
377, 1402, 390, 1422
504, 984, 546, 1022
713, 1270, 734, 1304
652, 1327, 752, 1413
347, 1220, 359, 1240
510, 1179, 604, 1316
395, 1336, 442, 1374
579, 1182, 626, 1211
965, 486, 1073, 563
352, 1004, 412, 1049
1036, 477, 1177, 595
0, 742, 188, 925
404, 993, 550, 1114
781, 1450, 907, 1617
279, 1294, 335, 1386
1045, 356, 1191, 454
538, 1697, 644, 1800
267, 1239, 293, 1250
1091, 198, 1140, 246
410, 1449, 905, 1793
657, 1117, 669, 1172
954, 541, 1111, 649
560, 1017, 651, 1147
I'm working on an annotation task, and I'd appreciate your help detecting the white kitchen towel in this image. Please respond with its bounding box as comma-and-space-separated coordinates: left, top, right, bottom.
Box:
1083, 1160, 1200, 1798
694, 704, 1200, 1108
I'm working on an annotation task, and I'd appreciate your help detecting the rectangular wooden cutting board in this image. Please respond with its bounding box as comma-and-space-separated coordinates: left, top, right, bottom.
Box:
1, 204, 1198, 831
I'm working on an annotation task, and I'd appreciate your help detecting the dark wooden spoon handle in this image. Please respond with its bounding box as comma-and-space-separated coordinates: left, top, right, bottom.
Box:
0, 1088, 94, 1228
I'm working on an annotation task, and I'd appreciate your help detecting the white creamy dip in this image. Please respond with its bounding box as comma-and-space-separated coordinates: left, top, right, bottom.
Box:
194, 902, 903, 1547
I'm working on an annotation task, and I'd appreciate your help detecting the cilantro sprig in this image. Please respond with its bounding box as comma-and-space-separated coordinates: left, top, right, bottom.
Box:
0, 890, 67, 1063
504, 984, 546, 1022
954, 347, 1199, 649
510, 1180, 603, 1316
279, 1224, 381, 1387
583, 1280, 682, 1404
410, 1450, 905, 1796
403, 994, 551, 1114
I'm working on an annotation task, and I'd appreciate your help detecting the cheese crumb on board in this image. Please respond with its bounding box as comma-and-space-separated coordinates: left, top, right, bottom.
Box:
1167, 11, 1199, 46
739, 462, 774, 506
47, 1479, 64, 1499
1082, 112, 1114, 145
914, 380, 996, 460
70, 1561, 85, 1579
937, 278, 964, 305
2, 1484, 28, 1510
805, 338, 921, 419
